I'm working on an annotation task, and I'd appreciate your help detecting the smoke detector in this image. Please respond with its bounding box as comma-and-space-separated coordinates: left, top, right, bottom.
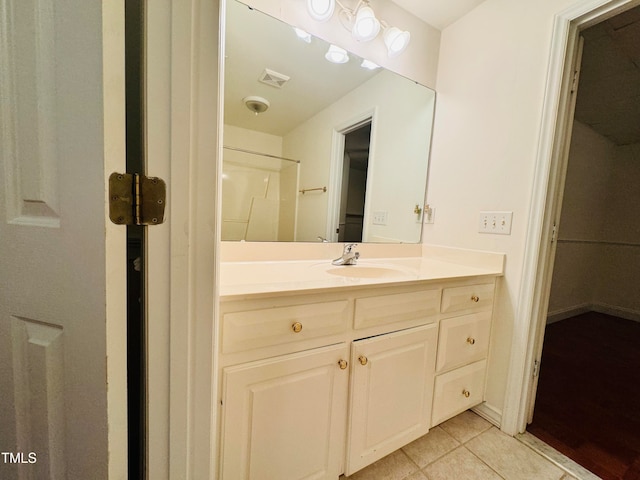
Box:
258, 68, 290, 88
243, 96, 270, 115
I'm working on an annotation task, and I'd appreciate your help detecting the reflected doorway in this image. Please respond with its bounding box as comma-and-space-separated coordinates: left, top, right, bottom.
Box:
337, 121, 372, 242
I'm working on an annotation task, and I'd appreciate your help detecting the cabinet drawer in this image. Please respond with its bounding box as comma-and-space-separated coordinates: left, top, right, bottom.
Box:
436, 312, 491, 373
354, 289, 440, 330
432, 360, 487, 426
441, 283, 494, 314
222, 300, 349, 353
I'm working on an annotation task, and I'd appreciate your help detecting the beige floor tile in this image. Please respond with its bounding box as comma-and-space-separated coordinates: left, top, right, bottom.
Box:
466, 428, 565, 480
401, 427, 460, 468
423, 446, 503, 480
404, 471, 428, 480
439, 410, 493, 443
342, 450, 418, 480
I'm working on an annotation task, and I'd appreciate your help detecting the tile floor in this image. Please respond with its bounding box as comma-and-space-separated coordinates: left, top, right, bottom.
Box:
341, 411, 586, 480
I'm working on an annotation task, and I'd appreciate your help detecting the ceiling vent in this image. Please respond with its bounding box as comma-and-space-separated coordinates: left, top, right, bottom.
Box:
258, 68, 290, 88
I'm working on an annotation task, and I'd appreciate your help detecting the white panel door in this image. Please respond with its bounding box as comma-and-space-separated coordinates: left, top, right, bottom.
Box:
220, 344, 350, 480
0, 1, 127, 479
346, 324, 438, 476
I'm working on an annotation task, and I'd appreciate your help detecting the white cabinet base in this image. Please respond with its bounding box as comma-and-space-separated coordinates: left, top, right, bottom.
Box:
346, 324, 438, 476
220, 344, 349, 480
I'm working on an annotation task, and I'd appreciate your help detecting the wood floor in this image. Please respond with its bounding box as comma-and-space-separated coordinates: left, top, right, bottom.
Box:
527, 312, 640, 480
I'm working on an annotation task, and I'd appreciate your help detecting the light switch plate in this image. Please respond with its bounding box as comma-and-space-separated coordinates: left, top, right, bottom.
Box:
479, 211, 513, 235
372, 211, 387, 225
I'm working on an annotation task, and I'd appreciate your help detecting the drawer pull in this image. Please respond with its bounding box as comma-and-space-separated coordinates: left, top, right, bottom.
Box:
466, 337, 476, 345
291, 322, 303, 333
338, 359, 348, 370
462, 389, 471, 398
358, 355, 368, 366
471, 295, 480, 303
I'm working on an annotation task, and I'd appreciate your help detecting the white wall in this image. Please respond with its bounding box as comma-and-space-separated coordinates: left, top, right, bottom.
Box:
548, 123, 640, 322
282, 70, 434, 242
424, 0, 579, 419
222, 125, 298, 240
237, 0, 440, 89
596, 144, 640, 315
278, 162, 298, 241
547, 121, 615, 318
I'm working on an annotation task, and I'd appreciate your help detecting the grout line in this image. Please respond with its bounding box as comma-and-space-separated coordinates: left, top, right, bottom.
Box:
463, 439, 508, 480
398, 447, 422, 478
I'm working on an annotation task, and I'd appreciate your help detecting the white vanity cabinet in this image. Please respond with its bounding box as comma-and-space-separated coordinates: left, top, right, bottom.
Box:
346, 323, 437, 475
432, 283, 495, 425
217, 277, 497, 480
220, 343, 350, 480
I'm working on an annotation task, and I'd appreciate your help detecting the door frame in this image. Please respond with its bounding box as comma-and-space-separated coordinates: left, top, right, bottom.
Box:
502, 0, 640, 435
327, 108, 377, 242
145, 0, 222, 478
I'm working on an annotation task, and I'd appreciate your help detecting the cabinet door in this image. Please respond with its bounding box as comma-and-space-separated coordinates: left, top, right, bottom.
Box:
346, 324, 438, 475
220, 343, 349, 480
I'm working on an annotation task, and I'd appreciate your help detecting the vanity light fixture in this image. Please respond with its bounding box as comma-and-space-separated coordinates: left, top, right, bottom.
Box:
382, 25, 410, 57
360, 59, 380, 70
350, 4, 380, 41
306, 0, 410, 56
307, 0, 335, 22
293, 27, 312, 43
325, 44, 349, 64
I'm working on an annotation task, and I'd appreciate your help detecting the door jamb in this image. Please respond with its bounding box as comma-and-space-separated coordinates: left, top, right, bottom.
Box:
145, 0, 221, 478
502, 0, 640, 436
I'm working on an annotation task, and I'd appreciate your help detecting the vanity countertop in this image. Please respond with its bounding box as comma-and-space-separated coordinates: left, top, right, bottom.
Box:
220, 245, 505, 298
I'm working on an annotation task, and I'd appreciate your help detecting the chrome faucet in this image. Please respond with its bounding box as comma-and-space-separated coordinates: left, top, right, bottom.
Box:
332, 243, 360, 266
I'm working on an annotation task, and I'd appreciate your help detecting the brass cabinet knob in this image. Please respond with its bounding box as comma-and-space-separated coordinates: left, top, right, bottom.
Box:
462, 389, 471, 398
471, 295, 480, 303
467, 337, 476, 345
338, 359, 348, 370
292, 322, 303, 333
358, 355, 368, 366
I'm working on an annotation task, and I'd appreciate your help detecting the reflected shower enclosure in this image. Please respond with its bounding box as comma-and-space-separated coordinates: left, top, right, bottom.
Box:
221, 145, 300, 241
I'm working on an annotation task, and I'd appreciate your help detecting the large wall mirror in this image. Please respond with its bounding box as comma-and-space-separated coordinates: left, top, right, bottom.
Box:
222, 0, 436, 243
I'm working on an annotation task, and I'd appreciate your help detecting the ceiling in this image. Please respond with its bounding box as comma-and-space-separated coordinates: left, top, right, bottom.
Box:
224, 0, 381, 136
224, 1, 483, 137
390, 0, 487, 29
575, 5, 640, 146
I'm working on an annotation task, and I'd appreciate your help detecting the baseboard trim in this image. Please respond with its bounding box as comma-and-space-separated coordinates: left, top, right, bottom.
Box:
591, 303, 640, 323
472, 402, 502, 428
547, 303, 640, 324
546, 304, 591, 324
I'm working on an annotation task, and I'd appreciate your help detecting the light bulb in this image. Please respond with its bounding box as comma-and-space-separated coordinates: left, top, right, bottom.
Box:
383, 27, 410, 57
352, 6, 380, 42
360, 59, 380, 70
325, 44, 349, 64
307, 0, 335, 22
293, 27, 312, 43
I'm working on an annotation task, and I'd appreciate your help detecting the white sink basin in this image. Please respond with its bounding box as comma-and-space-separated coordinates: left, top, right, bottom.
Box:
324, 262, 417, 278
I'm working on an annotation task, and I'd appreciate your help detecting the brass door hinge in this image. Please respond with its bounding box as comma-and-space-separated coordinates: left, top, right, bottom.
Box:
109, 173, 166, 225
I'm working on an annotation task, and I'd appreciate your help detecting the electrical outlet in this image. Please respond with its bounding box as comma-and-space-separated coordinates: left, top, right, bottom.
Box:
479, 211, 513, 235
372, 211, 387, 225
